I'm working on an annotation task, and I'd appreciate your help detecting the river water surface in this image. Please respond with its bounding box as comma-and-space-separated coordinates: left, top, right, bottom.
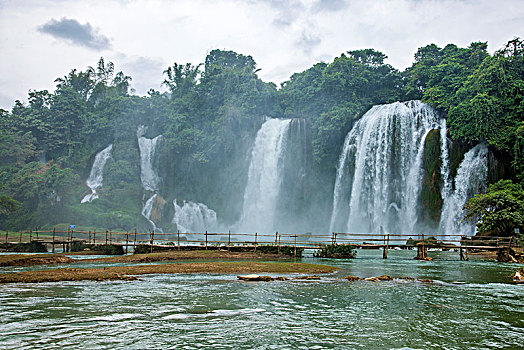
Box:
1, 250, 522, 349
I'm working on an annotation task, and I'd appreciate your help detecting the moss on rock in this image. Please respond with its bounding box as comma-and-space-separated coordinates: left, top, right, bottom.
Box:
420, 129, 443, 224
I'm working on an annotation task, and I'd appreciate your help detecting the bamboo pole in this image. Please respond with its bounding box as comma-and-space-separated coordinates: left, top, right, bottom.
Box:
5, 230, 8, 244
228, 230, 231, 251
19, 230, 22, 243
125, 231, 129, 254
177, 230, 180, 251
205, 231, 208, 250
277, 232, 280, 255
254, 232, 258, 252
150, 230, 153, 254
105, 230, 108, 245
294, 235, 297, 260
382, 234, 389, 259
134, 228, 137, 247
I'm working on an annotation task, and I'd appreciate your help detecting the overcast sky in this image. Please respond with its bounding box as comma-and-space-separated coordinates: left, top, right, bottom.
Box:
0, 0, 522, 110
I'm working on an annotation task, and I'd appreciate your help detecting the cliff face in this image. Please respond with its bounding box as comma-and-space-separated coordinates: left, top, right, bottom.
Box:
420, 129, 443, 226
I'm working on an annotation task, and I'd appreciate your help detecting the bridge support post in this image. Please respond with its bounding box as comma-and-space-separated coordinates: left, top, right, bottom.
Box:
415, 244, 427, 260
228, 230, 231, 251
383, 234, 389, 259
294, 235, 297, 261
125, 232, 129, 254
178, 230, 181, 251
254, 232, 257, 252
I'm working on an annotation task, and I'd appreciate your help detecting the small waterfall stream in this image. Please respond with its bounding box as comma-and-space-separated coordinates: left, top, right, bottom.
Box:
81, 144, 113, 203
439, 143, 488, 236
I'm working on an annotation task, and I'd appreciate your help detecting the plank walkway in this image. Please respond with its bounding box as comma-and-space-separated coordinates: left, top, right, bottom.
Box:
2, 229, 520, 261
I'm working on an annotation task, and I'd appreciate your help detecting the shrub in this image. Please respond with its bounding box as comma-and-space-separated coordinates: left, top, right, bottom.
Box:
314, 244, 356, 258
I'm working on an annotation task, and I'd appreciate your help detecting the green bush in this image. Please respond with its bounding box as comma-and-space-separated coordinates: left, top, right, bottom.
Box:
314, 244, 356, 258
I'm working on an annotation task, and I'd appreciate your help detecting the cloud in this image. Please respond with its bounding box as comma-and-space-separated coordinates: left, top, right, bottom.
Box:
38, 17, 111, 50
253, 0, 306, 27
116, 54, 166, 95
312, 0, 348, 13
295, 30, 321, 54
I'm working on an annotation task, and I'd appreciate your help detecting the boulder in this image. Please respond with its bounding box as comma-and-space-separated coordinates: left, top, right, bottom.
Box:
512, 268, 524, 283
237, 274, 274, 282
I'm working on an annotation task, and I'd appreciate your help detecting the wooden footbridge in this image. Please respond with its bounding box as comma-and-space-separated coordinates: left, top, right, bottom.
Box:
2, 228, 520, 261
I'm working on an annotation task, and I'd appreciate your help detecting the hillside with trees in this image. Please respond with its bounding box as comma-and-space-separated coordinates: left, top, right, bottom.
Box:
0, 39, 522, 236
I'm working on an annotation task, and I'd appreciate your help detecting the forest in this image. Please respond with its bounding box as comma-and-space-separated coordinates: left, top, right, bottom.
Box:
1, 38, 523, 236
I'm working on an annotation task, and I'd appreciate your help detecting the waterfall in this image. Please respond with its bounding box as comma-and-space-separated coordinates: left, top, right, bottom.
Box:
137, 126, 163, 232
172, 199, 218, 233
81, 144, 113, 203
439, 143, 488, 236
141, 193, 160, 232
439, 118, 452, 202
329, 101, 441, 234
137, 126, 162, 191
237, 118, 292, 233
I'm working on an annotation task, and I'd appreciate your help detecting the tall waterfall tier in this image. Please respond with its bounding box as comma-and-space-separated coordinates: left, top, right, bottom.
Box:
81, 144, 113, 203
137, 126, 162, 192
237, 118, 292, 233
439, 144, 488, 236
172, 199, 218, 233
137, 126, 163, 232
329, 100, 442, 234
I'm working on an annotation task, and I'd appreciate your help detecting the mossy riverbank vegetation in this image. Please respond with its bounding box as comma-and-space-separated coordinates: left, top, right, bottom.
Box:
0, 261, 337, 284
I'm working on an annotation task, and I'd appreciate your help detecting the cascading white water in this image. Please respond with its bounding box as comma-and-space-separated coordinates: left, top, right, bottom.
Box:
137, 126, 162, 191
237, 118, 292, 233
172, 199, 218, 233
137, 126, 163, 232
81, 144, 113, 203
439, 144, 488, 236
329, 101, 441, 234
141, 193, 159, 232
439, 118, 452, 202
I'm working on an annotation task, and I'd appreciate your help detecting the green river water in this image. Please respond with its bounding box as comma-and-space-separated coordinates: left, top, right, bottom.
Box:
0, 250, 522, 349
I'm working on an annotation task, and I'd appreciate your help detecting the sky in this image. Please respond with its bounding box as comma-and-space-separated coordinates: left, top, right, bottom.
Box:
0, 0, 522, 110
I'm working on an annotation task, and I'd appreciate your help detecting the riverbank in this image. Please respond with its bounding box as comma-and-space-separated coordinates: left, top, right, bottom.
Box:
0, 250, 296, 267
0, 261, 337, 283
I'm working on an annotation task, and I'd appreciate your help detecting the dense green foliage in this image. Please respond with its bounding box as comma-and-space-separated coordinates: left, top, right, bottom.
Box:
314, 244, 356, 259
0, 39, 522, 232
463, 180, 524, 236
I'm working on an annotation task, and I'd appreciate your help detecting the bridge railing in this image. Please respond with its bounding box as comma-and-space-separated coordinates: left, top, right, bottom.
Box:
2, 228, 519, 250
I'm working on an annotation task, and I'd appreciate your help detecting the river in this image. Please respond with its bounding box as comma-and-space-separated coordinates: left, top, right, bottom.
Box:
0, 250, 522, 349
